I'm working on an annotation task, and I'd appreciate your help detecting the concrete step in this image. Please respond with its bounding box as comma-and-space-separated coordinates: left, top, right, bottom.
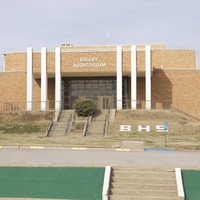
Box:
112, 167, 174, 172
112, 171, 175, 179
109, 167, 177, 200
52, 123, 67, 128
49, 110, 75, 136
87, 122, 105, 136
110, 188, 177, 197
110, 182, 176, 190
58, 110, 75, 122
109, 195, 178, 200
111, 177, 176, 184
51, 126, 66, 131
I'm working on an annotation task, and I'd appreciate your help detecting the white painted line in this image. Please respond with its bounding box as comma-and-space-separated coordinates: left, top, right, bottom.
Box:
30, 146, 44, 149
115, 148, 130, 151
175, 168, 185, 200
72, 147, 87, 150
102, 166, 111, 200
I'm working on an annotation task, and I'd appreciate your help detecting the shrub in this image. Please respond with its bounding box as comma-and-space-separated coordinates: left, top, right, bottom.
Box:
73, 98, 96, 116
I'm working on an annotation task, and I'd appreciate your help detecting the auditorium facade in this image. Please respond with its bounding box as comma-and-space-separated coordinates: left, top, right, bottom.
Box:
1, 44, 200, 119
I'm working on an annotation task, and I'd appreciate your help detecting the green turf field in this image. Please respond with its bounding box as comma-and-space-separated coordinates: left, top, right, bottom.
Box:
182, 170, 200, 200
0, 166, 105, 200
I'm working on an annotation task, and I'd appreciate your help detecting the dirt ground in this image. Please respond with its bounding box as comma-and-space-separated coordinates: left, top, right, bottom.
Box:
0, 110, 200, 150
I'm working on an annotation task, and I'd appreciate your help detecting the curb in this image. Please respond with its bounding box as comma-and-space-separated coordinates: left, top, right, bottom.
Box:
0, 145, 200, 153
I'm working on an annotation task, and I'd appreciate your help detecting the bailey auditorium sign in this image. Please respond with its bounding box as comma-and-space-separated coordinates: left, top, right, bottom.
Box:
73, 57, 107, 68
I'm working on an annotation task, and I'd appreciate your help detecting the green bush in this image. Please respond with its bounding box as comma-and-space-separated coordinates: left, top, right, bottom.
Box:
73, 98, 96, 116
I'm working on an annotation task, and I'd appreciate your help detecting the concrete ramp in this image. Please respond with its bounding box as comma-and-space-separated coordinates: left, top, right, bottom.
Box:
119, 141, 144, 151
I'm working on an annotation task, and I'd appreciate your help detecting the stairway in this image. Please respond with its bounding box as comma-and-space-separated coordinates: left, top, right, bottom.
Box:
109, 167, 178, 200
69, 116, 86, 137
50, 110, 75, 136
87, 109, 109, 136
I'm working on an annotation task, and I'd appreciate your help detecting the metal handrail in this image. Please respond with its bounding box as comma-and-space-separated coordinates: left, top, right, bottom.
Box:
3, 101, 62, 112
55, 108, 62, 122
45, 114, 55, 137
82, 112, 93, 136
65, 114, 72, 135
103, 109, 110, 136
2, 100, 172, 112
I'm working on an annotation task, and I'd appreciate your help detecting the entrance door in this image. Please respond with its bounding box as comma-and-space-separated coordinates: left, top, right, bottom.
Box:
98, 96, 113, 109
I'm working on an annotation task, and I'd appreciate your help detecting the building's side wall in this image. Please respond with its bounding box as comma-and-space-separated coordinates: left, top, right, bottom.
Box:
152, 49, 196, 69
5, 53, 26, 71
0, 72, 26, 111
152, 69, 200, 119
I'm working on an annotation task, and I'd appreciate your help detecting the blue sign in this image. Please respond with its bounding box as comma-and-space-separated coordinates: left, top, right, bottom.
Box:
164, 122, 168, 131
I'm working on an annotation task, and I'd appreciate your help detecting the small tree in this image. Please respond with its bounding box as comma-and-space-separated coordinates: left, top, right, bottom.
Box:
73, 98, 96, 116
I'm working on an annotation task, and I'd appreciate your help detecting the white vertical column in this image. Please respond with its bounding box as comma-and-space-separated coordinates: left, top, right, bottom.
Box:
131, 45, 137, 110
145, 45, 151, 110
116, 46, 122, 110
26, 47, 33, 111
41, 47, 47, 110
55, 47, 61, 110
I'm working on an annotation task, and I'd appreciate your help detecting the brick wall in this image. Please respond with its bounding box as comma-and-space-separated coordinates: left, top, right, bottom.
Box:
126, 69, 200, 119
5, 53, 26, 71
0, 72, 26, 111
33, 53, 41, 74
33, 79, 41, 110
47, 52, 55, 74
152, 69, 200, 119
152, 49, 196, 69
5, 46, 196, 75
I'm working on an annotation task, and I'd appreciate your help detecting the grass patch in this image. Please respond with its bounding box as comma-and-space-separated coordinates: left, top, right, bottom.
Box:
0, 110, 200, 150
2, 124, 42, 134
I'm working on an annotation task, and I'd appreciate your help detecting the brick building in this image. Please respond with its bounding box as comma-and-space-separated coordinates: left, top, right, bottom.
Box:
1, 44, 200, 119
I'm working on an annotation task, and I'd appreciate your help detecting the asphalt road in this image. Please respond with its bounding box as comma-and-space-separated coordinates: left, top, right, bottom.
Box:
0, 147, 199, 168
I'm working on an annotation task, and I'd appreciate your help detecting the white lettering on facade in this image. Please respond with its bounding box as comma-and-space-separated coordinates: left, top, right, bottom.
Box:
73, 57, 106, 68
119, 124, 168, 132
156, 125, 168, 132
80, 57, 98, 62
73, 62, 106, 68
138, 125, 150, 132
119, 125, 132, 132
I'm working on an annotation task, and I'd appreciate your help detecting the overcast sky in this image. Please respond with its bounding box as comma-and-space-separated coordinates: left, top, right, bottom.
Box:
1, 0, 200, 71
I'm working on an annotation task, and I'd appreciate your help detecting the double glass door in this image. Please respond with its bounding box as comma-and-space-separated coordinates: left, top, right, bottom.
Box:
62, 77, 127, 109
